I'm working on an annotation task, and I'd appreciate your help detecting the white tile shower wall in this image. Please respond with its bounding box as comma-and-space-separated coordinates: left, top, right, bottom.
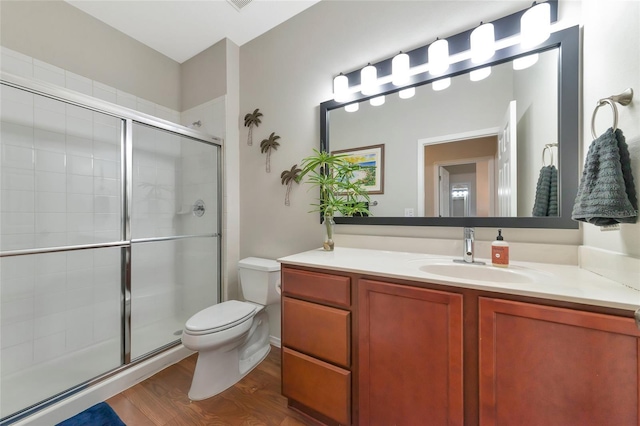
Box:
130, 125, 179, 345
0, 248, 121, 376
178, 139, 220, 316
178, 98, 225, 315
1, 47, 183, 378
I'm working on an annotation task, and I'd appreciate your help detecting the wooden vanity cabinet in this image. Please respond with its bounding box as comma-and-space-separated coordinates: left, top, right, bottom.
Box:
280, 264, 640, 426
479, 297, 640, 425
281, 267, 352, 425
358, 279, 464, 425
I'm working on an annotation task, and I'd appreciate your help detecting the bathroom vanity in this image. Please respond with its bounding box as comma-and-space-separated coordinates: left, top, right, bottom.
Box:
279, 248, 640, 426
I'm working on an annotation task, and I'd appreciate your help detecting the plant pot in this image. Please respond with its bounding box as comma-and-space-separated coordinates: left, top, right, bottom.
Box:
323, 215, 335, 251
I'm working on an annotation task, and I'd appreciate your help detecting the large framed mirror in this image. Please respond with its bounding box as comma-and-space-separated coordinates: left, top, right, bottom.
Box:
320, 9, 579, 229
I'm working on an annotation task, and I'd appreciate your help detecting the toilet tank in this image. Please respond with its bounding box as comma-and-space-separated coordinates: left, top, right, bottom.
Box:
238, 257, 281, 306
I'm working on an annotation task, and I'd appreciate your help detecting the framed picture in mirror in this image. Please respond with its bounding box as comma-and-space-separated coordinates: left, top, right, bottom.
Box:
332, 144, 385, 194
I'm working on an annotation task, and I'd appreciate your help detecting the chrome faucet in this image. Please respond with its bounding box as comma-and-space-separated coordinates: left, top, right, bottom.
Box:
463, 227, 475, 263
453, 227, 485, 264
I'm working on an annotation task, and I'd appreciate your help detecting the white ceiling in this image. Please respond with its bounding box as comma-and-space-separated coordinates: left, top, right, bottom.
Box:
65, 0, 321, 63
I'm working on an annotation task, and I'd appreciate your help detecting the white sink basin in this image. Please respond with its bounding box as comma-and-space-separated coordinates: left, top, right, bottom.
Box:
414, 260, 546, 284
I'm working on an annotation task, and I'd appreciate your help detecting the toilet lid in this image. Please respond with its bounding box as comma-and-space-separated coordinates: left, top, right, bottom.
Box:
185, 300, 257, 335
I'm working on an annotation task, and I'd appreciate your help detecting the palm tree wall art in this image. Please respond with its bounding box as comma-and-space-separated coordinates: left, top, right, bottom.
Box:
260, 132, 280, 173
281, 164, 302, 206
243, 108, 263, 146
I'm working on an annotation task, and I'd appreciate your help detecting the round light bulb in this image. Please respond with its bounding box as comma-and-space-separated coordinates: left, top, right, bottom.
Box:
428, 38, 450, 76
432, 78, 451, 91
513, 54, 539, 70
345, 103, 359, 112
470, 67, 491, 81
521, 2, 551, 49
399, 87, 416, 99
471, 22, 495, 64
333, 74, 349, 102
392, 52, 410, 86
370, 96, 385, 106
361, 64, 378, 95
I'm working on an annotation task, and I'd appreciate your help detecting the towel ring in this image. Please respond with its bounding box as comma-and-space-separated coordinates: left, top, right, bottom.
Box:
590, 88, 634, 139
542, 143, 557, 167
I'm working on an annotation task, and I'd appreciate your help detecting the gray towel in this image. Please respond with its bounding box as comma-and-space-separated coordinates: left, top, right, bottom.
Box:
572, 128, 638, 226
532, 165, 558, 216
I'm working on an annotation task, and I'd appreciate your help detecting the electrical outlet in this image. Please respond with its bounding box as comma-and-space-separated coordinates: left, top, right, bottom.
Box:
404, 208, 414, 217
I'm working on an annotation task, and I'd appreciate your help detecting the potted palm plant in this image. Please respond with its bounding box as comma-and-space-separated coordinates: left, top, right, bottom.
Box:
297, 149, 371, 251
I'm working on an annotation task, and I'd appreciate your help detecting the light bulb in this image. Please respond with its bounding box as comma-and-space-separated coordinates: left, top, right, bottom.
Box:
399, 87, 415, 99
361, 64, 378, 95
392, 52, 410, 86
471, 22, 495, 64
345, 103, 359, 112
521, 2, 551, 49
428, 38, 450, 76
333, 74, 349, 102
370, 96, 385, 106
513, 53, 539, 70
470, 67, 491, 81
432, 78, 451, 91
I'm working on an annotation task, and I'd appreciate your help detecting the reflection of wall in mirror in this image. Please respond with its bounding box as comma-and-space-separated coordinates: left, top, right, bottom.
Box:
514, 49, 559, 216
329, 49, 558, 218
425, 137, 496, 217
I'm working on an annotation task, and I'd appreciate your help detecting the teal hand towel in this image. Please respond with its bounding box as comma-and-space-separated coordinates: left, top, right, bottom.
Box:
548, 165, 558, 216
572, 128, 638, 226
532, 165, 558, 216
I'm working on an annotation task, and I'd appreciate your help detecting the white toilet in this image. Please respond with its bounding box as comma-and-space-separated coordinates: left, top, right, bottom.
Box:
181, 257, 281, 400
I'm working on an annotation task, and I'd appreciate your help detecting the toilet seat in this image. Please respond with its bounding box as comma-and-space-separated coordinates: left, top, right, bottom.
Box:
185, 300, 257, 335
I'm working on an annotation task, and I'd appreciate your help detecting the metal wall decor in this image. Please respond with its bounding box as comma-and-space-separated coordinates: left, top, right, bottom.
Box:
281, 164, 302, 206
260, 132, 281, 172
243, 108, 263, 146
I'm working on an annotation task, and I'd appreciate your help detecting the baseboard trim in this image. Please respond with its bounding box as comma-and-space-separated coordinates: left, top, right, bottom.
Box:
269, 336, 281, 348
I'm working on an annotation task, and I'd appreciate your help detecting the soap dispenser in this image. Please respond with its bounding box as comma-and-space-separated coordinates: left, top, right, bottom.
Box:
491, 229, 509, 267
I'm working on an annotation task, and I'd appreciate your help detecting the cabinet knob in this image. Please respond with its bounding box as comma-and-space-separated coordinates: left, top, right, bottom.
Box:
635, 308, 640, 330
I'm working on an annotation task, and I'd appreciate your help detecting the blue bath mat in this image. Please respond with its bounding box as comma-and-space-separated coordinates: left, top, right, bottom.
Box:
55, 402, 125, 426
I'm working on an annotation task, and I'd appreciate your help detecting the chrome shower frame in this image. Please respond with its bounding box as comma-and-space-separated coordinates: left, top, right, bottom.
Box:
0, 71, 224, 424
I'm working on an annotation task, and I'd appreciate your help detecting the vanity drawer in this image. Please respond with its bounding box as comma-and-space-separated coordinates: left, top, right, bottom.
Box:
283, 297, 350, 368
282, 267, 351, 307
282, 347, 351, 426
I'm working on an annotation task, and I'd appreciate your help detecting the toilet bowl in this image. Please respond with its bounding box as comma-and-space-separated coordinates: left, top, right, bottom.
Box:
181, 257, 280, 401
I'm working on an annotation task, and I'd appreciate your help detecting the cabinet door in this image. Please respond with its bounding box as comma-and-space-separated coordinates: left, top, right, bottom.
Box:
479, 297, 640, 425
359, 279, 464, 426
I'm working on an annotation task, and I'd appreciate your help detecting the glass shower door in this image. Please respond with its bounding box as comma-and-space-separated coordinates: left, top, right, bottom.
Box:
129, 122, 220, 360
0, 84, 124, 418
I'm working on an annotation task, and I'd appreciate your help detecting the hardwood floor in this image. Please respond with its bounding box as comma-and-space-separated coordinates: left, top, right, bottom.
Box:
107, 346, 320, 426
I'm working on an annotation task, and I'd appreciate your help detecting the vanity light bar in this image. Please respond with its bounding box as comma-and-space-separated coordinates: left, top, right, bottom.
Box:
332, 0, 557, 101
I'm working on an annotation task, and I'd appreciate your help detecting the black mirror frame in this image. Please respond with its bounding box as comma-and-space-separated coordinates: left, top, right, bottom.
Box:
320, 3, 580, 229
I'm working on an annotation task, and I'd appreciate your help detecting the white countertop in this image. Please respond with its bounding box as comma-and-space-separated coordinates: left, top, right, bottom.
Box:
278, 247, 640, 311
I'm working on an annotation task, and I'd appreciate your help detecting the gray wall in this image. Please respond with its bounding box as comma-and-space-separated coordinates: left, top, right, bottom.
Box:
581, 0, 640, 257
181, 40, 228, 111
0, 1, 181, 110
514, 50, 559, 216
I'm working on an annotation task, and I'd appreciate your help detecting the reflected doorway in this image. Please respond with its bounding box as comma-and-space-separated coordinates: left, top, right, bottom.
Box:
438, 165, 475, 217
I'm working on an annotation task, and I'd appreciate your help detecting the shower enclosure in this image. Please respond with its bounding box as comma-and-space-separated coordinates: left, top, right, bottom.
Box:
0, 74, 222, 423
